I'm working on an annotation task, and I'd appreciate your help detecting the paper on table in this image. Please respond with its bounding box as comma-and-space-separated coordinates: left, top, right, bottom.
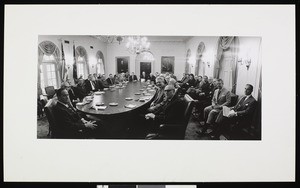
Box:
97, 106, 107, 110
125, 104, 137, 109
223, 106, 235, 117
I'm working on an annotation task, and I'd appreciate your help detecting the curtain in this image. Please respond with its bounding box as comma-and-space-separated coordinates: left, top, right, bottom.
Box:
38, 40, 62, 89
76, 46, 89, 76
96, 51, 105, 73
37, 47, 44, 93
213, 36, 239, 93
185, 49, 191, 73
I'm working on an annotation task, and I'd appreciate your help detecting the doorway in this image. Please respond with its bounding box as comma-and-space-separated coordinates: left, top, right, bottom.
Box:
140, 62, 151, 77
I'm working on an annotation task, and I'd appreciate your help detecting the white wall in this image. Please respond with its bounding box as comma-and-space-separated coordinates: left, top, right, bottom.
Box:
38, 35, 107, 84
185, 36, 219, 78
235, 37, 262, 99
185, 36, 262, 99
106, 41, 186, 79
38, 35, 262, 99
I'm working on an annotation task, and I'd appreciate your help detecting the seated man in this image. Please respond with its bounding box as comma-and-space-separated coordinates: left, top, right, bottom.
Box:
128, 72, 138, 82
198, 79, 231, 136
147, 76, 166, 113
144, 85, 185, 135
84, 74, 98, 94
53, 88, 102, 139
106, 74, 115, 85
214, 84, 257, 139
149, 72, 156, 84
73, 78, 88, 100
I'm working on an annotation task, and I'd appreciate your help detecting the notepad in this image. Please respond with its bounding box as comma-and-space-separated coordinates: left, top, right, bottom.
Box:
223, 106, 235, 117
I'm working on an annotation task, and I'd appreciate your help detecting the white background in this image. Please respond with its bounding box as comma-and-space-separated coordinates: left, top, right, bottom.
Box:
4, 5, 295, 182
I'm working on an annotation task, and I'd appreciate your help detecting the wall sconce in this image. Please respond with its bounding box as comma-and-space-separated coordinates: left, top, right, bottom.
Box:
207, 61, 210, 68
237, 58, 243, 65
245, 58, 251, 70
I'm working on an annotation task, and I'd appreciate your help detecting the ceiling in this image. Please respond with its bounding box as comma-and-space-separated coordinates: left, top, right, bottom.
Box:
92, 35, 192, 43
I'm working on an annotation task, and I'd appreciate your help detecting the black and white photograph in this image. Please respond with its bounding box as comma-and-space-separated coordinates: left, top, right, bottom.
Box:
4, 4, 295, 183
37, 35, 262, 140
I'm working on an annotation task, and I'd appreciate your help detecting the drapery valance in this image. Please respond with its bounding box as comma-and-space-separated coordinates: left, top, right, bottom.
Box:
38, 41, 62, 92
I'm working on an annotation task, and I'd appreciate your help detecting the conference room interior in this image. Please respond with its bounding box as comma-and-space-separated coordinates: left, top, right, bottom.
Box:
37, 35, 262, 140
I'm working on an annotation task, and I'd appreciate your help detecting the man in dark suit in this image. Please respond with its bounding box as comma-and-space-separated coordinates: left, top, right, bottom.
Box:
128, 72, 138, 82
144, 85, 185, 134
149, 72, 156, 84
214, 84, 257, 139
106, 74, 115, 85
84, 74, 98, 94
200, 79, 231, 135
53, 88, 99, 138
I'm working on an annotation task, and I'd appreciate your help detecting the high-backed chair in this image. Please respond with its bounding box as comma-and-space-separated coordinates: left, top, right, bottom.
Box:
45, 86, 56, 99
44, 98, 58, 137
152, 94, 195, 139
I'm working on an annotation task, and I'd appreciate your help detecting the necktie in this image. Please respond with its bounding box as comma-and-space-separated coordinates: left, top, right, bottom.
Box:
217, 89, 221, 100
91, 81, 95, 90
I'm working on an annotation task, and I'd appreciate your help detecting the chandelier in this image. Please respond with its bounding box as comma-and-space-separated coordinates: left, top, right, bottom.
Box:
125, 36, 151, 54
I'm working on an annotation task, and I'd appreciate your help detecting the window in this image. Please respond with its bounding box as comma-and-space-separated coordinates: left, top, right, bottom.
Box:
77, 62, 84, 78
40, 55, 58, 90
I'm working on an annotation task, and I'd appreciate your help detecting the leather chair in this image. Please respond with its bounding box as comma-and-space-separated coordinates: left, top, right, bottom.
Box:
44, 98, 58, 137
45, 86, 56, 99
148, 94, 195, 139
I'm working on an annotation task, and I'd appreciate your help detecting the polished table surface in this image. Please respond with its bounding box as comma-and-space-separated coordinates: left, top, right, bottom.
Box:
76, 81, 156, 116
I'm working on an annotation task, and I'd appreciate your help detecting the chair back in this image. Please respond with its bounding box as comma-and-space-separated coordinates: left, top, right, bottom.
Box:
183, 94, 195, 124
44, 98, 58, 137
45, 86, 56, 99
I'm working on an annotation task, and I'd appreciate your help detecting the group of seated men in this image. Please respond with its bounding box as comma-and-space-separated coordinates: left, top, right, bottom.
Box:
180, 74, 257, 139
45, 70, 256, 140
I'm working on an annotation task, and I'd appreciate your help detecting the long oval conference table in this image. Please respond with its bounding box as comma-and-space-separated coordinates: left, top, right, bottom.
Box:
76, 81, 157, 138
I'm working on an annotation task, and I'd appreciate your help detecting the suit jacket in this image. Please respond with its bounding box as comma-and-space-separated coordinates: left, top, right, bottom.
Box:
95, 79, 106, 91
151, 86, 166, 107
84, 79, 97, 93
73, 85, 87, 100
212, 87, 231, 107
233, 95, 256, 117
128, 75, 138, 82
149, 75, 156, 83
140, 74, 150, 81
154, 94, 186, 125
106, 77, 115, 85
53, 102, 85, 138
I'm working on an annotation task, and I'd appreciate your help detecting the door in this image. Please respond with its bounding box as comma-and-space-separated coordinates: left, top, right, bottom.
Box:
140, 62, 151, 77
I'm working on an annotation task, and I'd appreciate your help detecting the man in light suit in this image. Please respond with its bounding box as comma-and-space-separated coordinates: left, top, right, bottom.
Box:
200, 79, 231, 134
214, 84, 257, 139
147, 76, 166, 113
